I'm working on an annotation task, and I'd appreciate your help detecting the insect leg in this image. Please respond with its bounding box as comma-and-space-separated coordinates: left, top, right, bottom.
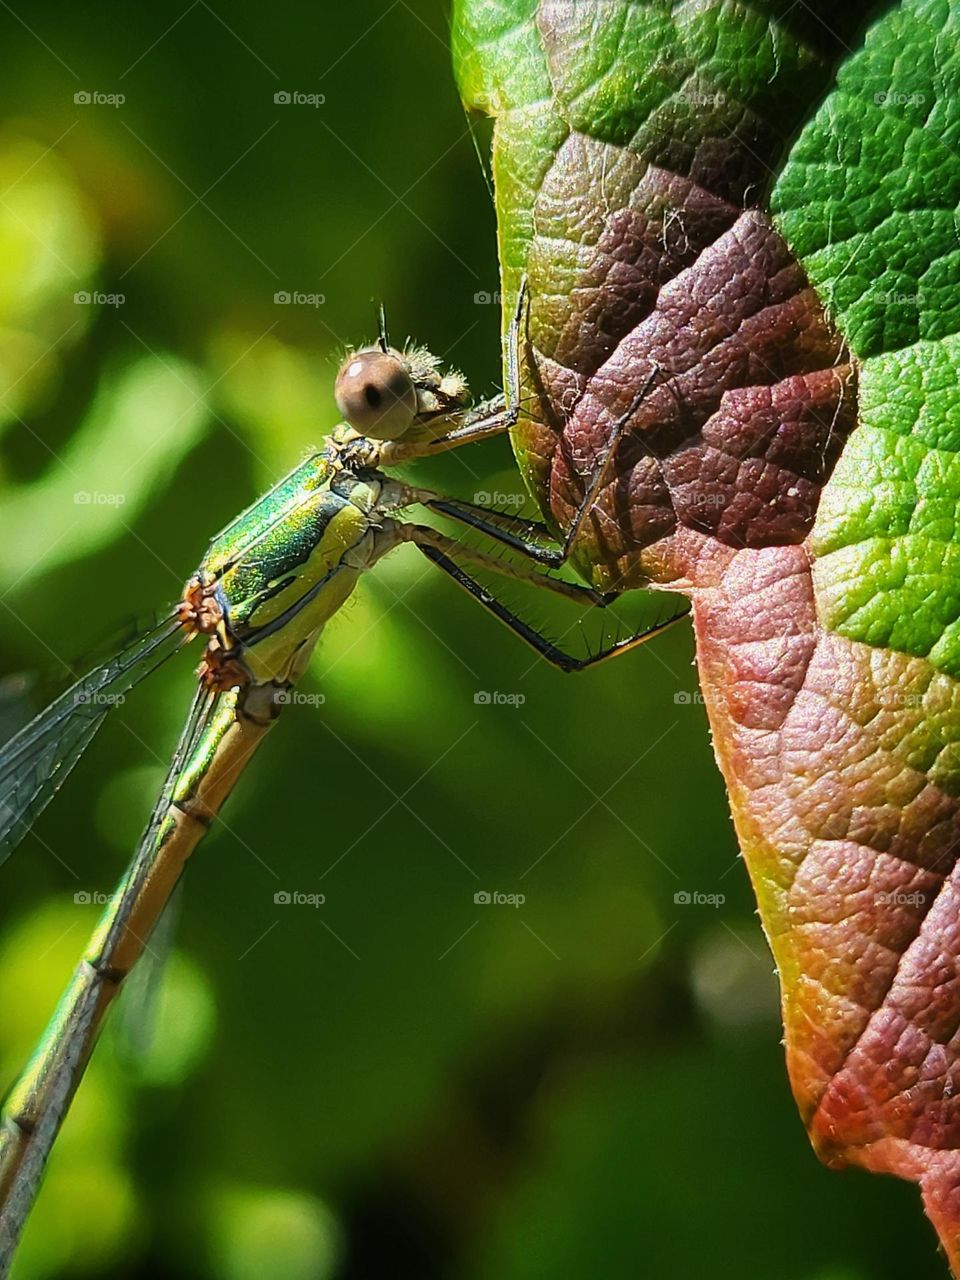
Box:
404, 530, 688, 673
424, 323, 664, 573
386, 280, 530, 461
425, 496, 567, 569
557, 362, 663, 564
398, 523, 606, 607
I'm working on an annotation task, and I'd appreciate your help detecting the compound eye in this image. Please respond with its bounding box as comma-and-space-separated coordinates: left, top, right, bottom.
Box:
334, 349, 417, 440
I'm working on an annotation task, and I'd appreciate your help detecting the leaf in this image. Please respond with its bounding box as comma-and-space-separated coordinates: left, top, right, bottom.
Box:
453, 0, 960, 1269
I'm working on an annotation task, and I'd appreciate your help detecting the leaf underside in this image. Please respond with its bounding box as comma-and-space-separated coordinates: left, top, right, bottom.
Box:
453, 0, 960, 1268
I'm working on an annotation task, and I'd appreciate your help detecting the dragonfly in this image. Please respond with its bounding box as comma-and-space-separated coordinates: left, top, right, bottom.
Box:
0, 287, 689, 1272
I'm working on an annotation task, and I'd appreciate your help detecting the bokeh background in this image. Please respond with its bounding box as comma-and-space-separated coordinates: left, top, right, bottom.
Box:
0, 2, 944, 1277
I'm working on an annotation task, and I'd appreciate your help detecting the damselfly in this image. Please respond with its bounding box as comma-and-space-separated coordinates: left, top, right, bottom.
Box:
0, 289, 688, 1271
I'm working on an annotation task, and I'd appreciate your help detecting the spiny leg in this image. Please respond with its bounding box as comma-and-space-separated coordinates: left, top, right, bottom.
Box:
424, 359, 665, 571
386, 279, 530, 462
426, 496, 567, 568
558, 363, 662, 560
389, 480, 592, 581
542, 360, 665, 567
411, 538, 687, 673
396, 523, 607, 608
421, 391, 516, 454
422, 354, 657, 575
394, 284, 664, 591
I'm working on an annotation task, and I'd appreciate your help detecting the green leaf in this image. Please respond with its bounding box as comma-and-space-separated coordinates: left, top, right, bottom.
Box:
454, 0, 960, 1270
770, 0, 960, 679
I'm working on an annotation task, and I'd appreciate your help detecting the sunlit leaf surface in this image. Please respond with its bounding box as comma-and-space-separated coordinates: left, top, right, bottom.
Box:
454, 0, 960, 1269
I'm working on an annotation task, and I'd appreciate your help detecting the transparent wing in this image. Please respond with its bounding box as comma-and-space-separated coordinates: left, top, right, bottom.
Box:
107, 683, 221, 1066
0, 682, 225, 1265
111, 882, 184, 1068
0, 618, 184, 865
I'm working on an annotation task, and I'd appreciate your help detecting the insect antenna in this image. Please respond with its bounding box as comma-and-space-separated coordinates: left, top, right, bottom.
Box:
376, 300, 390, 353
462, 99, 495, 207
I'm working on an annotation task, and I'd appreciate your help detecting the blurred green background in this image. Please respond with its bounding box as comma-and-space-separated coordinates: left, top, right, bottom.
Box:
0, 2, 943, 1277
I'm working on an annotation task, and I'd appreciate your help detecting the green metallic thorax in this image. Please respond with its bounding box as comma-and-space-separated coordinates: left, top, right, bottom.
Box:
193, 434, 394, 684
